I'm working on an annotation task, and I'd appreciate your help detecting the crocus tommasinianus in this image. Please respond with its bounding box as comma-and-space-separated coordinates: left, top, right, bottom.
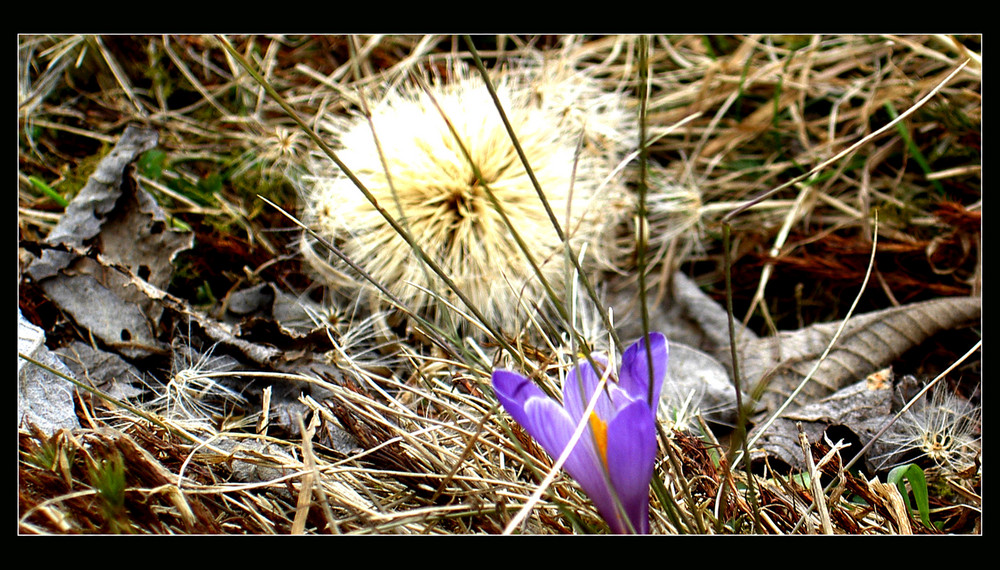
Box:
492, 332, 667, 534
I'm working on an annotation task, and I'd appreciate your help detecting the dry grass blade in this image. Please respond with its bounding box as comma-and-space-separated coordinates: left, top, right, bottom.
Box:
723, 57, 971, 222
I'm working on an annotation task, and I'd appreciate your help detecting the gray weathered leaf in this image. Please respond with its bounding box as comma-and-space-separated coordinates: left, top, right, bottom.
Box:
749, 368, 895, 471
56, 341, 146, 401
24, 126, 193, 360
25, 126, 161, 281
18, 310, 79, 434
660, 341, 738, 429
723, 296, 980, 417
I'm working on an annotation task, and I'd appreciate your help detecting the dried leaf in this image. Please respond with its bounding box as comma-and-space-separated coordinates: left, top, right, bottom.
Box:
18, 310, 79, 434
25, 126, 161, 281
24, 126, 193, 360
661, 341, 738, 428
725, 296, 980, 417
222, 282, 335, 349
55, 341, 146, 401
750, 368, 895, 472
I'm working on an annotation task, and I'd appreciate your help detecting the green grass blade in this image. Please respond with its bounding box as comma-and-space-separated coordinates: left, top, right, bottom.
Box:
884, 101, 947, 196
887, 463, 933, 529
28, 175, 69, 207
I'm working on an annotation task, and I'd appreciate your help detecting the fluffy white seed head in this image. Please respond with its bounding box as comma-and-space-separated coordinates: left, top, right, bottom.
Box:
873, 382, 981, 476
299, 61, 635, 333
142, 336, 250, 430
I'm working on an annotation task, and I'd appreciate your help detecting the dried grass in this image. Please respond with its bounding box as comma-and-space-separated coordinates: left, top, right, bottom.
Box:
18, 34, 980, 534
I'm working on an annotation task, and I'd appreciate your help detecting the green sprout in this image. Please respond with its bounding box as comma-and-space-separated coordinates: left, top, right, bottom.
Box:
87, 452, 130, 533
27, 175, 69, 208
887, 463, 933, 530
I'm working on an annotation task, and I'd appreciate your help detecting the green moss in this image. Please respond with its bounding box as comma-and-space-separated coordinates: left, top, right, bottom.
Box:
57, 143, 112, 200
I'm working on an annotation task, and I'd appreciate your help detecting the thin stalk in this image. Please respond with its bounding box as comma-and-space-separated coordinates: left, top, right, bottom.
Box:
720, 221, 762, 533
564, 133, 585, 361
632, 36, 700, 534
649, 465, 686, 531
462, 36, 623, 356
635, 35, 655, 406
635, 35, 700, 534
657, 423, 706, 533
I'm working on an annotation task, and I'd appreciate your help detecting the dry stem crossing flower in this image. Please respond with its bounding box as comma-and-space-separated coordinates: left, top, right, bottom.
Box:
492, 332, 667, 533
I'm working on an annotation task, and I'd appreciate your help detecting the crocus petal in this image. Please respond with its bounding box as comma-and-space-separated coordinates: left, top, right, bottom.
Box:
494, 370, 607, 491
605, 381, 640, 413
492, 369, 550, 431
604, 400, 658, 534
561, 355, 614, 423
619, 332, 668, 407
522, 398, 622, 530
521, 398, 605, 485
492, 338, 667, 535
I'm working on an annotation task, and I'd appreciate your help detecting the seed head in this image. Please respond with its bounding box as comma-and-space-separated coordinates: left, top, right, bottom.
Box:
872, 382, 981, 476
299, 61, 635, 333
143, 335, 250, 430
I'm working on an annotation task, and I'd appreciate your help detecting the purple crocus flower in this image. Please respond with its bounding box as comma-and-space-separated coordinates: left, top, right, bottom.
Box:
492, 332, 668, 534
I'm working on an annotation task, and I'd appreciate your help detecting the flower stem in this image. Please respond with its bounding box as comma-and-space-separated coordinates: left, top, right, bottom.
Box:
636, 35, 655, 407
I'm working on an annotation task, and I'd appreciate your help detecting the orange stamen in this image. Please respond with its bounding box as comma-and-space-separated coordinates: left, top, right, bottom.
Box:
588, 412, 609, 468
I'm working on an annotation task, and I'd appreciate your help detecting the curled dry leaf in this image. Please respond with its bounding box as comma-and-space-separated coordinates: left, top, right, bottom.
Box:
724, 296, 981, 417
221, 281, 336, 351
25, 126, 161, 281
24, 126, 193, 360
